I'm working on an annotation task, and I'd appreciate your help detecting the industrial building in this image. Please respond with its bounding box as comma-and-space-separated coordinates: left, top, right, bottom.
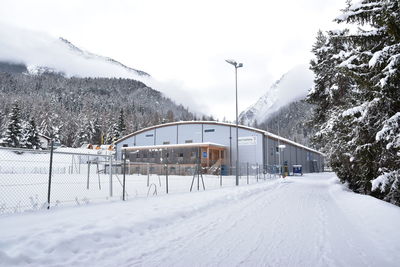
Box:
115, 121, 324, 175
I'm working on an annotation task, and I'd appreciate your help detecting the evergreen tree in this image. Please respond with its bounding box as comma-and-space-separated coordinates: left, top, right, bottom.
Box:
308, 0, 400, 205
105, 124, 115, 144
166, 110, 175, 122
92, 117, 102, 145
2, 102, 23, 147
74, 117, 93, 147
117, 109, 126, 137
0, 110, 5, 139
21, 119, 42, 149
105, 119, 123, 144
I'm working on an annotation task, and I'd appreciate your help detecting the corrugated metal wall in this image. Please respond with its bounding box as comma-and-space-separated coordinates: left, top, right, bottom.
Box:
116, 123, 324, 173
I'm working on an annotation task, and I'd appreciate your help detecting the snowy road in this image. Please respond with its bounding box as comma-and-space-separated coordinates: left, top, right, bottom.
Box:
1, 173, 400, 266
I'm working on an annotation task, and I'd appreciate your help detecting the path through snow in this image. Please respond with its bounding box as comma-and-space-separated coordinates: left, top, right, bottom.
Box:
0, 173, 399, 266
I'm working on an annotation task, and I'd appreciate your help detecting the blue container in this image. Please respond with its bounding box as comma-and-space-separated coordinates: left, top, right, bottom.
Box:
221, 165, 228, 176
293, 165, 303, 176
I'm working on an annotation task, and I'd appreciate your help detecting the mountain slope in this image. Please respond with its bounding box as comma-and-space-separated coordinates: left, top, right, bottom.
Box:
258, 100, 315, 146
58, 38, 149, 77
239, 65, 313, 126
0, 71, 195, 147
0, 24, 201, 147
0, 23, 148, 79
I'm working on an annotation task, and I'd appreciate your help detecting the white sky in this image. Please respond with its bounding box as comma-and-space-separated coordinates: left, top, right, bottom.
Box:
0, 0, 346, 120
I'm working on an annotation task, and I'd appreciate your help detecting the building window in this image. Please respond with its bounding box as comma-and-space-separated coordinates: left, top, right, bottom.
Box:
163, 141, 170, 145
178, 152, 184, 158
145, 134, 154, 137
122, 144, 128, 147
185, 140, 193, 143
204, 129, 215, 133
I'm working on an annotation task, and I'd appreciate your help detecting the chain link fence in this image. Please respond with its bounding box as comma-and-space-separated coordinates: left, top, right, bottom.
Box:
0, 146, 280, 215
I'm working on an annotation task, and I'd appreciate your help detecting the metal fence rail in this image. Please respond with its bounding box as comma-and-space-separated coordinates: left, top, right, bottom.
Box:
0, 145, 281, 215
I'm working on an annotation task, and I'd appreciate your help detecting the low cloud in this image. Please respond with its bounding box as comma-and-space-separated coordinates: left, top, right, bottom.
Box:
0, 23, 207, 115
0, 23, 145, 80
242, 65, 314, 124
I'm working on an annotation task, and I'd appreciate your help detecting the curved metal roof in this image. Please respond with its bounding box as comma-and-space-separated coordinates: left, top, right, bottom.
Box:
115, 121, 324, 155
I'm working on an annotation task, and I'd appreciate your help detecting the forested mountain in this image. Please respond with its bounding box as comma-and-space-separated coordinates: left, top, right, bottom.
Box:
257, 100, 315, 147
239, 65, 313, 127
58, 38, 150, 77
0, 23, 149, 80
308, 0, 400, 205
238, 65, 315, 147
0, 69, 196, 147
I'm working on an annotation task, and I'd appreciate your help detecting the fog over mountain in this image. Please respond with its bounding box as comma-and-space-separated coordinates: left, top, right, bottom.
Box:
0, 23, 148, 79
0, 23, 206, 114
239, 65, 314, 126
0, 23, 208, 147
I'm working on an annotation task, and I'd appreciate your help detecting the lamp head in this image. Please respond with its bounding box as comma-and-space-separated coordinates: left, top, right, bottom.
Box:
225, 59, 237, 66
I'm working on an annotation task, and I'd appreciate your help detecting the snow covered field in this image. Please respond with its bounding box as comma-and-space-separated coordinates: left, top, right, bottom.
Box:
1, 172, 399, 266
0, 147, 267, 214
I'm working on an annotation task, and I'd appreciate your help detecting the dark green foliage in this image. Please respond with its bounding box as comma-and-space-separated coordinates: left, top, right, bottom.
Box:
21, 119, 42, 149
0, 72, 195, 147
309, 0, 400, 205
2, 102, 22, 147
117, 109, 126, 137
258, 100, 315, 147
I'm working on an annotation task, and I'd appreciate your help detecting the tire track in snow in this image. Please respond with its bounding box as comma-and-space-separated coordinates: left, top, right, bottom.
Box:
146, 181, 289, 266
155, 181, 287, 266
3, 174, 400, 267
108, 180, 286, 266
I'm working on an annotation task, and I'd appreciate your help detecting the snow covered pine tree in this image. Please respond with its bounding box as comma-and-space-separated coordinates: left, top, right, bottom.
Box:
105, 109, 127, 144
21, 119, 42, 149
308, 0, 400, 205
1, 102, 23, 148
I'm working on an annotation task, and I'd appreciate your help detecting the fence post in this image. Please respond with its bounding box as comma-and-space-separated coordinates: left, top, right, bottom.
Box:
86, 156, 90, 190
246, 162, 249, 184
263, 165, 266, 180
257, 163, 259, 182
220, 164, 222, 187
123, 150, 126, 201
239, 162, 241, 180
47, 140, 54, 209
147, 163, 150, 187
109, 154, 113, 197
165, 149, 169, 194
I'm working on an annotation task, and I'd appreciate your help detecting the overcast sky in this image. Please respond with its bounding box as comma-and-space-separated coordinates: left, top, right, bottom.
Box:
0, 0, 346, 120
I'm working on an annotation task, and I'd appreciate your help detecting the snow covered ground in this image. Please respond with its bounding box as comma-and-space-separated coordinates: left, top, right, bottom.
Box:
0, 147, 268, 214
1, 172, 399, 266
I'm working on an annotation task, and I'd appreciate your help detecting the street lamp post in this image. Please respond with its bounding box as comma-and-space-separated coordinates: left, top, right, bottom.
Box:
225, 59, 243, 186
